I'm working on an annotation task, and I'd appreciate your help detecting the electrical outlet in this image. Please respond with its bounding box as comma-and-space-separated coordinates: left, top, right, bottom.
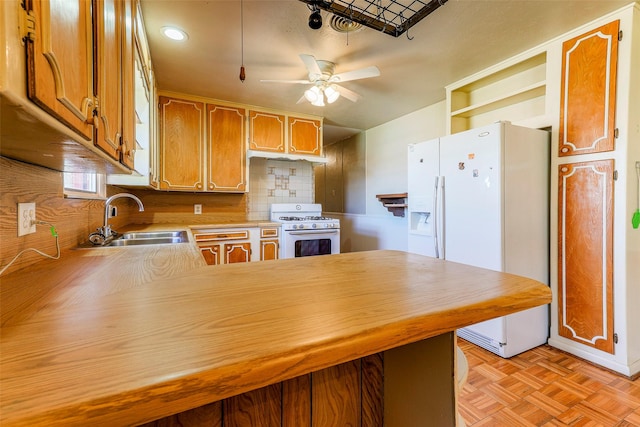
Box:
18, 202, 36, 236
194, 204, 202, 215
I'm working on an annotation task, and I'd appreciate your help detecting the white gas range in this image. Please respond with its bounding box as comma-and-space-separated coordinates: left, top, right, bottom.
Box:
270, 203, 340, 259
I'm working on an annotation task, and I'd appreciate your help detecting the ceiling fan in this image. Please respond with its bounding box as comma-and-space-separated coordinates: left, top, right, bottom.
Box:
260, 54, 380, 107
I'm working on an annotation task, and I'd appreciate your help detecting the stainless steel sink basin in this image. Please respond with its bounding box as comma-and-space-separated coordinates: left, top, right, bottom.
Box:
77, 230, 189, 248
108, 236, 187, 246
121, 231, 187, 240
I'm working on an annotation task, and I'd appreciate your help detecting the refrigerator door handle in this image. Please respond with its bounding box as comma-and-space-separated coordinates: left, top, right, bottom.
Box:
433, 176, 440, 259
439, 176, 445, 260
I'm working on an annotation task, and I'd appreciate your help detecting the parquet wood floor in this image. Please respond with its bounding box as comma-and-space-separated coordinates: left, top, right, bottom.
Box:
458, 339, 640, 426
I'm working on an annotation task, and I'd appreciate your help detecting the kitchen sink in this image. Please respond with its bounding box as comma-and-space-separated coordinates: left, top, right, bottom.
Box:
77, 230, 189, 248
120, 231, 187, 240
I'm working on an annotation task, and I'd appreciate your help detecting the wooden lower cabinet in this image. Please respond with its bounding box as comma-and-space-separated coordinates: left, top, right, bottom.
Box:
195, 228, 280, 265
558, 159, 615, 353
225, 242, 251, 264
260, 240, 279, 261
194, 229, 252, 266
199, 245, 221, 266
260, 227, 279, 261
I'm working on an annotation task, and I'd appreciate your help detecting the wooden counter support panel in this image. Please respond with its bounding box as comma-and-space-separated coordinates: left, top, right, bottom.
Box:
385, 333, 455, 426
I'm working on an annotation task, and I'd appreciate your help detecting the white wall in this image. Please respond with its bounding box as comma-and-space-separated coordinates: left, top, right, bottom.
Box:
339, 101, 446, 252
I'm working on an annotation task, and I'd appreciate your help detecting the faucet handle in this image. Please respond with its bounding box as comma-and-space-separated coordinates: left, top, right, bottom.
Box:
89, 230, 107, 246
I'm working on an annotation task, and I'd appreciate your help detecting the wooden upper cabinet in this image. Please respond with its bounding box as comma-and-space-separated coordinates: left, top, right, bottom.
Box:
249, 111, 285, 153
559, 20, 619, 156
24, 0, 94, 141
558, 159, 614, 354
207, 104, 246, 192
93, 0, 122, 161
119, 0, 135, 169
289, 117, 322, 156
159, 96, 205, 191
92, 0, 137, 164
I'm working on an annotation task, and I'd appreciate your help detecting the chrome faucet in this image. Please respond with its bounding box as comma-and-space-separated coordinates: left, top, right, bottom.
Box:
89, 193, 145, 245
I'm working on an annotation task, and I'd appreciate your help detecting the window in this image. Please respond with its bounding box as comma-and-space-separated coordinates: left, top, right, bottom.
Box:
63, 173, 107, 199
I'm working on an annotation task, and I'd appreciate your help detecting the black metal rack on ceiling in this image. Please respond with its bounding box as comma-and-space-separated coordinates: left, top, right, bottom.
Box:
298, 0, 448, 37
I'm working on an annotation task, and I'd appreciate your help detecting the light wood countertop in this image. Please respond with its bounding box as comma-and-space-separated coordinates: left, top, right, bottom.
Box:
0, 249, 550, 426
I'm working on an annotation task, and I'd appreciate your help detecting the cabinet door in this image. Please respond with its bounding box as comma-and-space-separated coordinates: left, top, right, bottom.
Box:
558, 159, 614, 353
93, 0, 123, 161
559, 20, 619, 156
225, 242, 251, 264
159, 96, 205, 190
207, 104, 246, 192
199, 245, 221, 266
24, 0, 94, 140
119, 0, 135, 169
260, 240, 279, 261
249, 111, 285, 152
289, 117, 321, 156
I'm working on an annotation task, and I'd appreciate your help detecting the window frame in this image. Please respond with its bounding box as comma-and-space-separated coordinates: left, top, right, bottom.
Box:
63, 172, 107, 200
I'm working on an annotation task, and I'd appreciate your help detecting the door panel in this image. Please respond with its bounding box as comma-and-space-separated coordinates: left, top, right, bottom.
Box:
93, 0, 122, 160
559, 20, 619, 156
207, 104, 246, 192
25, 0, 94, 140
159, 96, 205, 191
558, 159, 614, 353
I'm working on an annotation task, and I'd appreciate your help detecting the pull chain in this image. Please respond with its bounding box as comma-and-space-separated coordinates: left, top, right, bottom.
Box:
239, 0, 246, 82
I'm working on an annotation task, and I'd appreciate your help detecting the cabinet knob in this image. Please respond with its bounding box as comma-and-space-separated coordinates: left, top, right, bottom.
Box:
196, 184, 202, 189
561, 147, 569, 153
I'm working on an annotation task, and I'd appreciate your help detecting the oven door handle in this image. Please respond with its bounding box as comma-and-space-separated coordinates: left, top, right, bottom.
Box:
287, 230, 339, 235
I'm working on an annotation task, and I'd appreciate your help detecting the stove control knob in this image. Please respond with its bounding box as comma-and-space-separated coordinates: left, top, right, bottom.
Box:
298, 224, 304, 229
292, 224, 298, 230
312, 223, 317, 229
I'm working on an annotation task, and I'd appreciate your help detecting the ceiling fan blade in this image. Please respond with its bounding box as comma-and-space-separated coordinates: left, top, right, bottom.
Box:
335, 85, 361, 102
299, 54, 322, 80
260, 79, 312, 84
331, 66, 380, 83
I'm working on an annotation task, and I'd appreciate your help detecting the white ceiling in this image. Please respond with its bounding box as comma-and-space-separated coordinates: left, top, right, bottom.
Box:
140, 0, 630, 144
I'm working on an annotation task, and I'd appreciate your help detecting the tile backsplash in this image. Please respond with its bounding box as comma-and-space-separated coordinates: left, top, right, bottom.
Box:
248, 158, 314, 220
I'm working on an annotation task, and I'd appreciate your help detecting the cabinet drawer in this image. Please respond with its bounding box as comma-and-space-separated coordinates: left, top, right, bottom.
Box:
194, 230, 250, 242
260, 228, 279, 238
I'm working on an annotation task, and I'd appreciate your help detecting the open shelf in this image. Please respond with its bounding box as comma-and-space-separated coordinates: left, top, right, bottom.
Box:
447, 52, 547, 134
376, 193, 408, 217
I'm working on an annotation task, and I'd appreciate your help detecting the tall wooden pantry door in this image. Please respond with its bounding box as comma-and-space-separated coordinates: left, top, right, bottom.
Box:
557, 20, 619, 354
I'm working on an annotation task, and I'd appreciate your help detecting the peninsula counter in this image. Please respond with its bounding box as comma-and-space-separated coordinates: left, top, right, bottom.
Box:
0, 250, 551, 426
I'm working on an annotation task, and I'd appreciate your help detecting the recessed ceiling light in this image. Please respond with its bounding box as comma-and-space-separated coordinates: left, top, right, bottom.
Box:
162, 26, 188, 41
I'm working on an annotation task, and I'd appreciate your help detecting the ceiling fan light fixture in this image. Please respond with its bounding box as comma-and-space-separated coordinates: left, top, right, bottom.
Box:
311, 96, 325, 107
324, 85, 340, 103
304, 86, 322, 103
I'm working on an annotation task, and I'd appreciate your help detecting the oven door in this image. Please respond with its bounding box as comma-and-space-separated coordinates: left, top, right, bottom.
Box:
281, 229, 340, 259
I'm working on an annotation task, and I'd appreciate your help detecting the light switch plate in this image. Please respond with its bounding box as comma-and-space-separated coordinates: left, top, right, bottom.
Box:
18, 202, 36, 236
194, 204, 202, 215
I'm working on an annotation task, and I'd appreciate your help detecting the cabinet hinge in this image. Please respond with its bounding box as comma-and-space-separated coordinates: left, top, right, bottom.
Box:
619, 30, 623, 41
613, 333, 618, 344
614, 128, 619, 138
20, 5, 36, 42
613, 170, 618, 181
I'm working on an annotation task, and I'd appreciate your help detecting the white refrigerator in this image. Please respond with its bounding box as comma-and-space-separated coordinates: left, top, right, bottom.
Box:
407, 121, 550, 358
